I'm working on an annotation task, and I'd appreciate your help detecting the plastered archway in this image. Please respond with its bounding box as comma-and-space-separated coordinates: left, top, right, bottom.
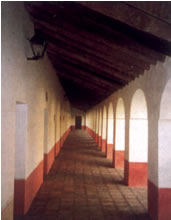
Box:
113, 98, 125, 168
125, 89, 148, 186
102, 106, 107, 153
107, 103, 114, 159
149, 79, 171, 220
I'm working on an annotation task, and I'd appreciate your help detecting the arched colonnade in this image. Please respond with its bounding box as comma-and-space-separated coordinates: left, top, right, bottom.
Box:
85, 58, 171, 220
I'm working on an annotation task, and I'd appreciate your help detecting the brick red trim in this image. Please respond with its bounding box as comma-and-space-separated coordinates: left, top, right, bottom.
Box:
14, 161, 43, 215
124, 160, 147, 186
98, 136, 102, 148
44, 144, 55, 175
113, 150, 124, 168
148, 180, 158, 220
106, 144, 113, 159
14, 180, 25, 215
148, 180, 171, 220
92, 131, 96, 140
55, 141, 60, 157
96, 134, 99, 144
101, 139, 107, 153
14, 128, 71, 216
71, 125, 75, 130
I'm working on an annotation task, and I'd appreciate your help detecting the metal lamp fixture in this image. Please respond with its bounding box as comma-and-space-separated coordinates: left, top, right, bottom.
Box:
27, 29, 47, 61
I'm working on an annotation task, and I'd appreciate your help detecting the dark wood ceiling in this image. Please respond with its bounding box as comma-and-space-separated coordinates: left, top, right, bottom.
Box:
25, 1, 171, 111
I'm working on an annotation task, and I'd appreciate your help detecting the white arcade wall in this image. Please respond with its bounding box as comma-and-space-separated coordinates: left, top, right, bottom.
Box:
86, 57, 171, 220
2, 2, 73, 220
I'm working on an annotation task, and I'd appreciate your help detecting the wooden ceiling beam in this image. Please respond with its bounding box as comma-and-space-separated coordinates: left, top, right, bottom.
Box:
28, 2, 169, 58
25, 2, 171, 111
47, 39, 145, 76
49, 53, 122, 91
26, 4, 165, 63
48, 52, 127, 88
33, 16, 162, 67
61, 79, 110, 110
57, 70, 113, 95
47, 46, 135, 83
79, 1, 171, 42
41, 25, 146, 76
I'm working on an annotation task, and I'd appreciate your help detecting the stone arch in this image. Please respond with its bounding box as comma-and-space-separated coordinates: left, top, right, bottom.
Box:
113, 97, 125, 168
125, 89, 148, 186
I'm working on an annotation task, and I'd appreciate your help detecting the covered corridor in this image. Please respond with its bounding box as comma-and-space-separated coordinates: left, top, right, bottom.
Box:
16, 130, 149, 220
2, 2, 171, 220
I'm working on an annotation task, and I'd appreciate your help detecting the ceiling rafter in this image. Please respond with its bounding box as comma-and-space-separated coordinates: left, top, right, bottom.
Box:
79, 1, 171, 41
48, 48, 134, 83
36, 21, 147, 74
25, 2, 170, 111
49, 54, 123, 90
26, 3, 166, 62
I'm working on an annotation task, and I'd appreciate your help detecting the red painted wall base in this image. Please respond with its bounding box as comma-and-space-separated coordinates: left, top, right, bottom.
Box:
44, 144, 56, 175
95, 134, 99, 144
124, 160, 148, 186
86, 127, 96, 140
14, 127, 71, 216
148, 181, 171, 220
98, 136, 102, 148
113, 150, 124, 168
71, 125, 75, 130
55, 141, 60, 157
106, 144, 113, 159
101, 139, 107, 153
14, 161, 43, 215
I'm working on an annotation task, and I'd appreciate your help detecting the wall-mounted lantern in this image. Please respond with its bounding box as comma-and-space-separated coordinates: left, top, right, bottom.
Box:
27, 29, 47, 61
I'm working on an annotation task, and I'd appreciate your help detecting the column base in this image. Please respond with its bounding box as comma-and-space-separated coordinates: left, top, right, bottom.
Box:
124, 160, 147, 186
98, 136, 102, 148
148, 181, 171, 220
113, 150, 124, 168
106, 144, 113, 159
96, 134, 99, 144
102, 139, 106, 153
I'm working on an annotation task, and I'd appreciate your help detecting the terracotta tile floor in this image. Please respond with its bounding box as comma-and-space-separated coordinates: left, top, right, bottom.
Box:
16, 130, 151, 220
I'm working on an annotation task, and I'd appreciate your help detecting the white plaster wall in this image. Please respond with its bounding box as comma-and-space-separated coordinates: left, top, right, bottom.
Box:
115, 120, 125, 150
99, 109, 102, 136
130, 89, 148, 119
115, 98, 125, 150
107, 120, 114, 144
102, 106, 107, 139
107, 103, 114, 144
129, 90, 148, 162
129, 119, 148, 162
87, 56, 171, 187
15, 104, 28, 179
158, 78, 171, 188
158, 120, 171, 187
43, 109, 48, 154
96, 111, 99, 133
92, 110, 96, 131
116, 98, 125, 119
1, 2, 72, 215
